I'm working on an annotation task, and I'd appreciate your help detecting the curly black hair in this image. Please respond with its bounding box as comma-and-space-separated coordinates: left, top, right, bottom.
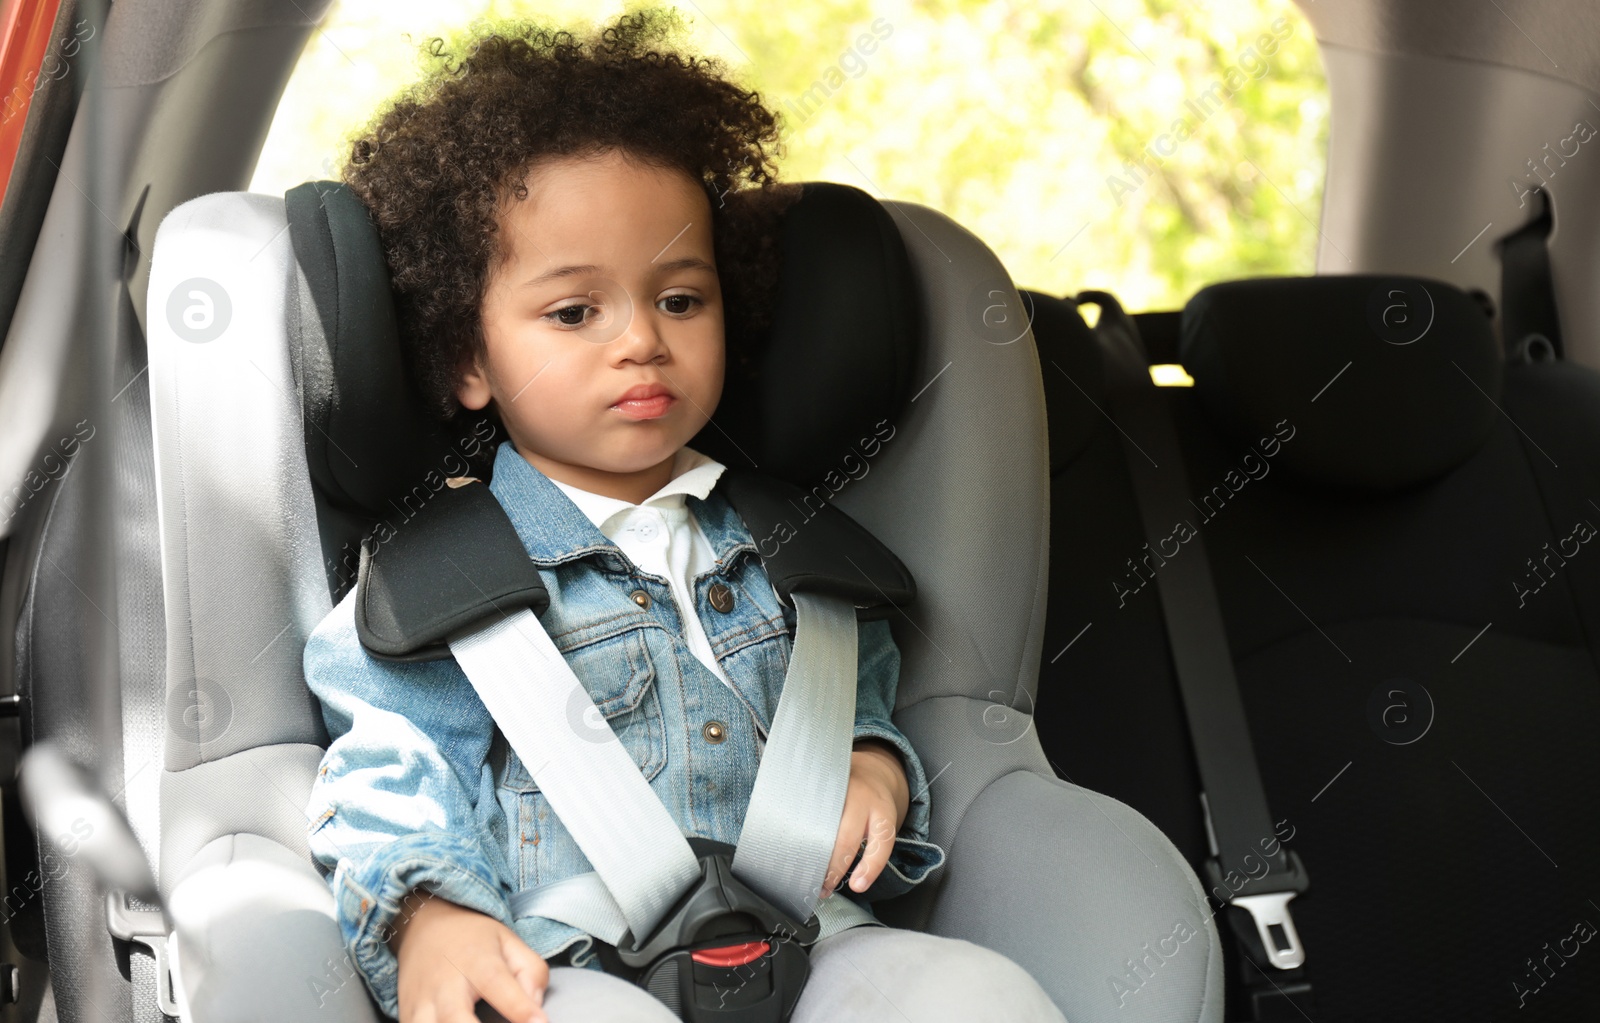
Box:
341, 7, 802, 423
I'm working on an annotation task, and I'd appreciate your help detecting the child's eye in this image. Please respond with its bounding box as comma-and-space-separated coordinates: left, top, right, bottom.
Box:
544, 303, 595, 329
658, 294, 700, 316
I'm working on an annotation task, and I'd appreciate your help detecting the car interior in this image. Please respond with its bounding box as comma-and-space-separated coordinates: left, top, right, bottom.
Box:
0, 1, 1597, 1022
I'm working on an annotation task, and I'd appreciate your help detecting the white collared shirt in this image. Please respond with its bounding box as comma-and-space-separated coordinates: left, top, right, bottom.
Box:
547, 445, 738, 693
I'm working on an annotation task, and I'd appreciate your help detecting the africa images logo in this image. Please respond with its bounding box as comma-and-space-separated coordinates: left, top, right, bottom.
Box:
167, 277, 233, 344
1366, 280, 1435, 346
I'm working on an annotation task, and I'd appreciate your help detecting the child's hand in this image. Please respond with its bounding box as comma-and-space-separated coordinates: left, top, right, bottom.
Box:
820, 739, 911, 899
390, 890, 550, 1023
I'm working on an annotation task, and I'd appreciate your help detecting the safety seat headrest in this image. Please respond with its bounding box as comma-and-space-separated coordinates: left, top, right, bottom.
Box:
285, 181, 470, 521
1179, 275, 1504, 494
285, 178, 920, 524
696, 180, 921, 484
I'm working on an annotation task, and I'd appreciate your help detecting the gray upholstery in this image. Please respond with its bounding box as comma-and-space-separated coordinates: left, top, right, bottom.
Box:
167, 833, 381, 1021
145, 190, 1221, 1022
147, 192, 366, 1020
833, 201, 1222, 1021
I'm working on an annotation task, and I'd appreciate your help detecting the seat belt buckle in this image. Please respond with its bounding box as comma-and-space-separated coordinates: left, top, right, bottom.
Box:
105, 890, 181, 1017
609, 837, 820, 1022
1205, 849, 1309, 971
1231, 890, 1305, 970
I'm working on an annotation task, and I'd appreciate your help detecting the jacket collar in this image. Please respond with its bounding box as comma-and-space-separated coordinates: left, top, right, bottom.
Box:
486, 440, 757, 575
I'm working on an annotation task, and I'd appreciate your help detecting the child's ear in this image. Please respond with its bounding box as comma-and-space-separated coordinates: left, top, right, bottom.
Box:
455, 349, 492, 411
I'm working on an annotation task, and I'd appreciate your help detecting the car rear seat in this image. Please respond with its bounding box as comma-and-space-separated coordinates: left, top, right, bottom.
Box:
1026, 276, 1600, 1021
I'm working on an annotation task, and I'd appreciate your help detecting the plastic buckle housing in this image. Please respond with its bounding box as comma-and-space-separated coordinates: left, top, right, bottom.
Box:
105, 891, 180, 1016
612, 837, 819, 1022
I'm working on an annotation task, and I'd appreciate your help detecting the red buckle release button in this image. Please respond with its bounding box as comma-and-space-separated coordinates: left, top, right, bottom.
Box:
689, 940, 770, 968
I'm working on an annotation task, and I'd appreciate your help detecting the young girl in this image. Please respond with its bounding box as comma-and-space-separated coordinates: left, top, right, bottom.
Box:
302, 10, 1067, 1022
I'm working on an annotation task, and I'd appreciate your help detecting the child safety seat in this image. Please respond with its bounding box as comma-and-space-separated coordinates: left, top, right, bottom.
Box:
140, 179, 1226, 1022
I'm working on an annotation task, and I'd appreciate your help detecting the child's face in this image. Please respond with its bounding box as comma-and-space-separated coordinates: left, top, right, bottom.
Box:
458, 148, 725, 500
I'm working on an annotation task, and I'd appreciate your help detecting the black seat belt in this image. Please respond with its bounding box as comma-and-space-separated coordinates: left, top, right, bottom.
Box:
1493, 203, 1600, 674
1495, 186, 1564, 364
1076, 290, 1312, 1021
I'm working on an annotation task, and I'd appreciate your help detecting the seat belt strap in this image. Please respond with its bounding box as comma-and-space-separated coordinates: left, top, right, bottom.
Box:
450, 589, 868, 948
508, 867, 880, 948
1491, 212, 1600, 664
509, 872, 634, 946
1497, 391, 1600, 676
1495, 186, 1564, 363
1080, 290, 1310, 976
730, 589, 857, 924
448, 607, 703, 944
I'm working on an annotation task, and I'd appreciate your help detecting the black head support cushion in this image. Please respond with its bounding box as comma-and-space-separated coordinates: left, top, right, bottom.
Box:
285, 179, 919, 515
286, 181, 478, 522
683, 180, 920, 483
1180, 275, 1504, 494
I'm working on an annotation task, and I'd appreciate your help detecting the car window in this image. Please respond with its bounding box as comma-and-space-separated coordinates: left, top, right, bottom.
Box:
250, 0, 1326, 311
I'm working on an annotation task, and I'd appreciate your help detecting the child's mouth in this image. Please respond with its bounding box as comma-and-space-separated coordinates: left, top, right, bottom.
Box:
610, 395, 675, 420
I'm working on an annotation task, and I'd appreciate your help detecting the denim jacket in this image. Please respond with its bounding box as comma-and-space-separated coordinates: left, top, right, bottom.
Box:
303, 440, 946, 1020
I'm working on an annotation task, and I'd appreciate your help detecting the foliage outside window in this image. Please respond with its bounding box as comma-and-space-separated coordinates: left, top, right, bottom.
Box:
250, 0, 1327, 313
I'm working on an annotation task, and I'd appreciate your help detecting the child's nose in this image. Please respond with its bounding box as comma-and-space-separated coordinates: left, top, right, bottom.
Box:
613, 311, 667, 358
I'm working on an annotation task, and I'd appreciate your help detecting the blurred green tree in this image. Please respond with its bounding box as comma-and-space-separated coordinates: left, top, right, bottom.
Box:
250, 0, 1327, 313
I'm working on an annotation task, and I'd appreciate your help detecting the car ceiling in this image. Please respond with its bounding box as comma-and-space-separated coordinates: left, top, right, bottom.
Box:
1300, 0, 1600, 98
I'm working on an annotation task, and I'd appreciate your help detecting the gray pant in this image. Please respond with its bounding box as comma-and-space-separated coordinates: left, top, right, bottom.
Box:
539, 926, 1068, 1021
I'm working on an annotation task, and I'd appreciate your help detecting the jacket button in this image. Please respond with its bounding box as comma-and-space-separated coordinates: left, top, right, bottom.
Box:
630, 589, 651, 609
701, 720, 728, 744
708, 582, 735, 613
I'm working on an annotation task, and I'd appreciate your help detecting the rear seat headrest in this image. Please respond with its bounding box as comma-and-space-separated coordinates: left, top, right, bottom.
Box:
1179, 275, 1504, 494
285, 179, 919, 520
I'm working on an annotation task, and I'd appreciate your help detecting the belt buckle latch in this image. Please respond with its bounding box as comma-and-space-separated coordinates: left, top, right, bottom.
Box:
1205, 848, 1309, 971
614, 838, 819, 1022
1231, 890, 1304, 970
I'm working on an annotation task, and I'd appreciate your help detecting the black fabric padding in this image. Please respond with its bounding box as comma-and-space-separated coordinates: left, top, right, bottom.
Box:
353, 467, 916, 660
1232, 622, 1600, 1022
355, 481, 549, 661
692, 182, 919, 486
1181, 275, 1504, 494
717, 469, 914, 620
286, 181, 472, 520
